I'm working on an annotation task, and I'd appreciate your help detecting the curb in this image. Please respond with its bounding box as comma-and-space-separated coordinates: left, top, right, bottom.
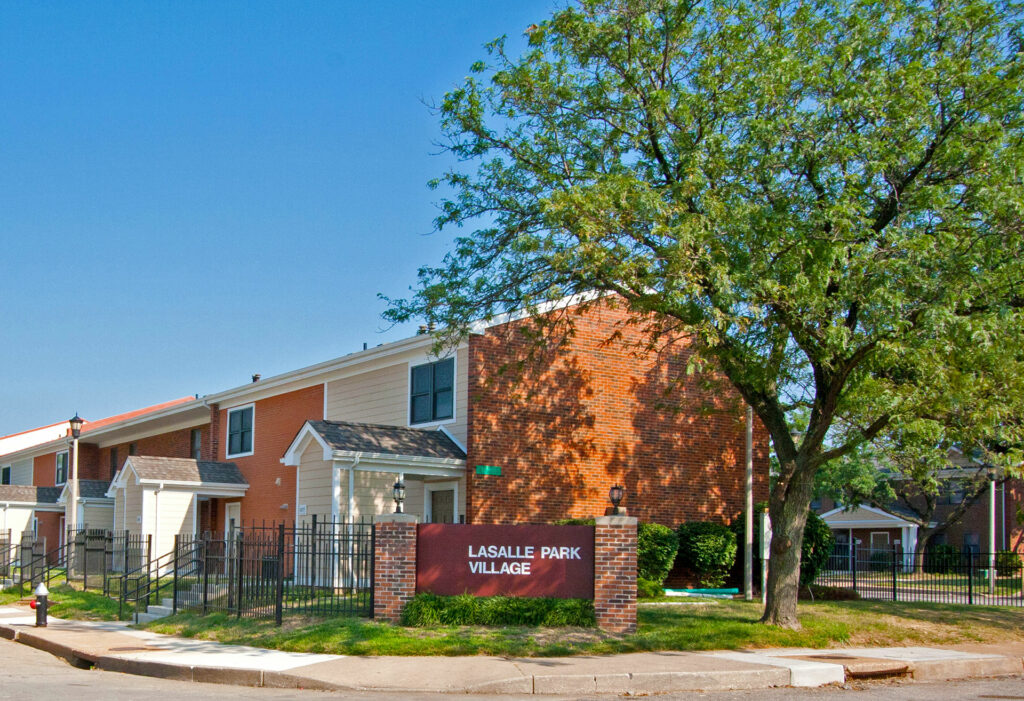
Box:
2, 620, 1021, 695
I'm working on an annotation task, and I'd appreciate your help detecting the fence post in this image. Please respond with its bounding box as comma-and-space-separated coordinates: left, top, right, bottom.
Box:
851, 546, 857, 593
310, 514, 317, 589
236, 534, 245, 619
967, 550, 974, 605
173, 534, 180, 614
82, 532, 89, 591
202, 536, 210, 615
891, 544, 898, 602
275, 523, 285, 626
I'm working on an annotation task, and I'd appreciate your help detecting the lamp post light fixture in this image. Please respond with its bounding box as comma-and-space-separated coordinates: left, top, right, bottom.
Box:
608, 484, 624, 515
392, 478, 406, 514
67, 413, 83, 557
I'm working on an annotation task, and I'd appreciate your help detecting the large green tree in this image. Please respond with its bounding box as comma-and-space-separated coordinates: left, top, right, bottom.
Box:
386, 0, 1024, 627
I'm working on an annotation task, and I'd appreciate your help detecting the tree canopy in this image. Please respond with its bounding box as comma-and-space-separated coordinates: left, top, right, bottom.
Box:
386, 0, 1024, 627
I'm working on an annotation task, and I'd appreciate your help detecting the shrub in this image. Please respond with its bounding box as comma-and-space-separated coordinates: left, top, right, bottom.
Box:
676, 521, 737, 588
996, 550, 1020, 577
553, 517, 678, 587
637, 523, 679, 585
637, 577, 665, 599
553, 517, 596, 526
401, 593, 595, 627
800, 511, 835, 588
869, 550, 892, 572
924, 543, 959, 573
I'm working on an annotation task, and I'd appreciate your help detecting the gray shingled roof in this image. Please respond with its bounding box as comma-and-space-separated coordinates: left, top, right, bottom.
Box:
78, 480, 113, 499
307, 420, 466, 460
0, 485, 62, 504
127, 457, 247, 485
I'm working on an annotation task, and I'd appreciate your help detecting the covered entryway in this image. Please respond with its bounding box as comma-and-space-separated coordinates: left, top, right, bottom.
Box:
107, 456, 249, 557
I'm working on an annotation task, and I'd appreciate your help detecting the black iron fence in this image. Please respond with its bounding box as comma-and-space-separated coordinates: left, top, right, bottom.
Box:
121, 517, 374, 624
814, 546, 1023, 606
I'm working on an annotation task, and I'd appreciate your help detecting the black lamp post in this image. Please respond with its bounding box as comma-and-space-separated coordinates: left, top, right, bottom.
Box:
393, 478, 406, 514
609, 484, 624, 515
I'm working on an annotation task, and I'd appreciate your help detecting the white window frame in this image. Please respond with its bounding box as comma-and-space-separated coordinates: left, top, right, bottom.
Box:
225, 403, 255, 459
407, 355, 457, 428
55, 450, 69, 486
869, 531, 890, 552
0, 465, 9, 485
423, 480, 460, 524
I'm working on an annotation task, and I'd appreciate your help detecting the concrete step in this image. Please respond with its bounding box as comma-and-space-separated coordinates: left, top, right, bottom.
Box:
145, 604, 173, 616
133, 611, 166, 624
161, 598, 174, 609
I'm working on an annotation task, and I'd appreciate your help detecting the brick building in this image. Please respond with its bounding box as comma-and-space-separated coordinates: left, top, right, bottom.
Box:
1, 297, 770, 557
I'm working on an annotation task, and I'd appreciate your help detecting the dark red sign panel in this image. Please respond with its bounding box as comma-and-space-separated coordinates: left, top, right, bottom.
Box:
417, 524, 594, 598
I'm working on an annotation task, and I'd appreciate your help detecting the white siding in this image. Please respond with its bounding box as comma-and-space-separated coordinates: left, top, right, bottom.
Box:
0, 505, 34, 548
10, 459, 33, 485
323, 346, 468, 446
145, 489, 195, 557
82, 503, 114, 531
123, 480, 143, 533
297, 442, 333, 527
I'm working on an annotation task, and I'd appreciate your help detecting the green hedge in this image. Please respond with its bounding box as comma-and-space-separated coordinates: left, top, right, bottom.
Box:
401, 593, 595, 627
553, 517, 679, 589
676, 521, 737, 588
637, 522, 679, 584
924, 543, 959, 573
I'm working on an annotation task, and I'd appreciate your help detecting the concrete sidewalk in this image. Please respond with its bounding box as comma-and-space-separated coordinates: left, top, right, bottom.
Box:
0, 605, 1020, 695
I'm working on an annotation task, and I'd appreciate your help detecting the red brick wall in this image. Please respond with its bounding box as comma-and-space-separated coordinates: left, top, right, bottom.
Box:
216, 385, 323, 528
33, 453, 57, 487
466, 300, 770, 527
98, 425, 205, 480
35, 511, 62, 559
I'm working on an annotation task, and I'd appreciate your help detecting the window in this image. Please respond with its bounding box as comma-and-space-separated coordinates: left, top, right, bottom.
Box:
410, 358, 454, 424
1, 466, 9, 485
55, 451, 69, 485
128, 442, 137, 456
191, 428, 202, 460
109, 447, 119, 478
227, 405, 254, 457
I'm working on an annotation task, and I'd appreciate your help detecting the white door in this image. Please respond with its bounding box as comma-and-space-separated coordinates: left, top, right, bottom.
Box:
225, 502, 241, 534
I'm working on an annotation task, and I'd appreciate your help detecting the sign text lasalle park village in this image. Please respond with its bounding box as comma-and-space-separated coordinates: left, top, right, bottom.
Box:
416, 524, 596, 598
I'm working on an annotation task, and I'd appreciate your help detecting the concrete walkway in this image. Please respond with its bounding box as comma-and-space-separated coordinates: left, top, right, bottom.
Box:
0, 605, 1020, 695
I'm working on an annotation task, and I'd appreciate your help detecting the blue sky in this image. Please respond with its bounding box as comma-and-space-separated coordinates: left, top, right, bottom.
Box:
0, 1, 555, 435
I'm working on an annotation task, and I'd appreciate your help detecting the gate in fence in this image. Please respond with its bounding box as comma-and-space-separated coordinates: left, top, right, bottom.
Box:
814, 546, 1024, 606
170, 517, 374, 623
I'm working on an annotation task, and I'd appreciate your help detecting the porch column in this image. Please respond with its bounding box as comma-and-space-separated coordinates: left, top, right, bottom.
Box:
372, 513, 418, 622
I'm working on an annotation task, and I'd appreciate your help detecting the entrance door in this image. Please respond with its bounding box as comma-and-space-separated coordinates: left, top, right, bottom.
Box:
429, 489, 455, 524
225, 502, 241, 534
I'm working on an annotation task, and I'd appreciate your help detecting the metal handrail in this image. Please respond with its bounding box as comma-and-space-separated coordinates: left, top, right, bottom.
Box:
118, 538, 202, 622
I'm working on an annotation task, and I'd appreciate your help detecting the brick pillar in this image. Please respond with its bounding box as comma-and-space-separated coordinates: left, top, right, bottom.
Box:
373, 513, 419, 622
594, 515, 637, 633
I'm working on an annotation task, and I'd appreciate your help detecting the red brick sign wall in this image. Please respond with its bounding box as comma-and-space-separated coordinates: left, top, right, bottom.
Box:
417, 524, 594, 598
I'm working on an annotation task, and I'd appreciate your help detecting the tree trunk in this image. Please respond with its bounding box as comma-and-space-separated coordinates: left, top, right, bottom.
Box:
760, 463, 816, 629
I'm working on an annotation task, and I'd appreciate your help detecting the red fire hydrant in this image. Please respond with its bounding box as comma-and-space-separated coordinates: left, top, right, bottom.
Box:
30, 583, 48, 627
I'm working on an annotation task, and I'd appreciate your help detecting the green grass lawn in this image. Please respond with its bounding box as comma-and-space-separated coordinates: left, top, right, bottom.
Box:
137, 598, 1024, 657
0, 583, 120, 620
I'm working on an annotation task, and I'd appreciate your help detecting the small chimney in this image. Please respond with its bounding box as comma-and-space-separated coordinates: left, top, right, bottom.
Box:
417, 325, 428, 335
362, 342, 368, 351
252, 373, 261, 383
